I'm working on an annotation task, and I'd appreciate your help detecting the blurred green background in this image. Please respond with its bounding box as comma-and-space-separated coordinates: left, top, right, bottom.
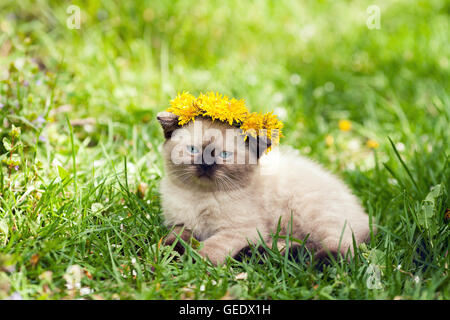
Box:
2, 0, 449, 163
2, 0, 448, 120
0, 0, 448, 299
1, 0, 448, 188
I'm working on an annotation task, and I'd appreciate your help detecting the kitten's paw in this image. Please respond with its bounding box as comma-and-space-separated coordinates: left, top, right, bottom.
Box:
198, 245, 228, 266
163, 226, 193, 255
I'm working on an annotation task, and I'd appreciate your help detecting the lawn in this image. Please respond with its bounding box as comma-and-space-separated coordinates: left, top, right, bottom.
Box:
0, 0, 448, 300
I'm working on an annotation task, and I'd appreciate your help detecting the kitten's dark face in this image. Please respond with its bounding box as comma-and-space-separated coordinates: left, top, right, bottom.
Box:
157, 113, 267, 191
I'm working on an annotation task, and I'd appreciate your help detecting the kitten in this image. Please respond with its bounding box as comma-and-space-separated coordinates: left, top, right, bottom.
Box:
157, 111, 374, 265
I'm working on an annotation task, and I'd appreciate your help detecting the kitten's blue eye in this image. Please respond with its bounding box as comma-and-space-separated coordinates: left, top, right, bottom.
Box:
187, 145, 200, 154
219, 151, 233, 159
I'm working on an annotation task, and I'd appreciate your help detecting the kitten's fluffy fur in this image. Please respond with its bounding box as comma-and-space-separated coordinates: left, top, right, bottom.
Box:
157, 112, 373, 265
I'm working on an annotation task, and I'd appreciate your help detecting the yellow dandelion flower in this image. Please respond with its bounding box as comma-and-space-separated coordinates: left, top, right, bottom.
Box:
338, 119, 352, 131
167, 91, 202, 125
262, 112, 283, 142
240, 112, 264, 138
198, 92, 249, 125
165, 91, 284, 152
366, 139, 379, 149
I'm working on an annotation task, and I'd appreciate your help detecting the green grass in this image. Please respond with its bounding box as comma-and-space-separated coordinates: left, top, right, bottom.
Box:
0, 0, 449, 299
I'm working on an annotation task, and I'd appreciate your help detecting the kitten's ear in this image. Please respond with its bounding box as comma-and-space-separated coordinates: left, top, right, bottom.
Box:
248, 135, 272, 158
157, 112, 180, 139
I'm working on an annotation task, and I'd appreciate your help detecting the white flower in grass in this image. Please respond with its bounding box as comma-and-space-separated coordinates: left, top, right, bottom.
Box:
91, 203, 104, 214
413, 276, 420, 284
64, 265, 83, 290
126, 162, 137, 175
396, 142, 405, 152
235, 272, 248, 280
80, 287, 92, 296
93, 160, 105, 168
51, 158, 62, 168
348, 139, 361, 151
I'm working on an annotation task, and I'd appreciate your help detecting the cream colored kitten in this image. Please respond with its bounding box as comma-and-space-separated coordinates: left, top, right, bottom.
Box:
157, 111, 374, 265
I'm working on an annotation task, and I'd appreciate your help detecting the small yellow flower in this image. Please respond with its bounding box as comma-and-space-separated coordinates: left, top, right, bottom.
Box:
262, 112, 284, 141
366, 139, 379, 149
167, 91, 201, 126
240, 112, 264, 138
338, 119, 352, 131
240, 112, 283, 144
325, 135, 334, 147
198, 92, 248, 125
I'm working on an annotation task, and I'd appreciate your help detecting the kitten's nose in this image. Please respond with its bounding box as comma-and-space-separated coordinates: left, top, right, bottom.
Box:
199, 163, 214, 172
197, 160, 215, 177
196, 151, 215, 177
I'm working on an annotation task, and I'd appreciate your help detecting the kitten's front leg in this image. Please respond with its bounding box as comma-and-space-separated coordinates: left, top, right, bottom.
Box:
305, 218, 371, 261
164, 225, 194, 255
198, 228, 263, 266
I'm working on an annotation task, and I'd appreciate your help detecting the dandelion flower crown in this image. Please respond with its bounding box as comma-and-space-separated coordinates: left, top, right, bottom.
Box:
166, 92, 284, 150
